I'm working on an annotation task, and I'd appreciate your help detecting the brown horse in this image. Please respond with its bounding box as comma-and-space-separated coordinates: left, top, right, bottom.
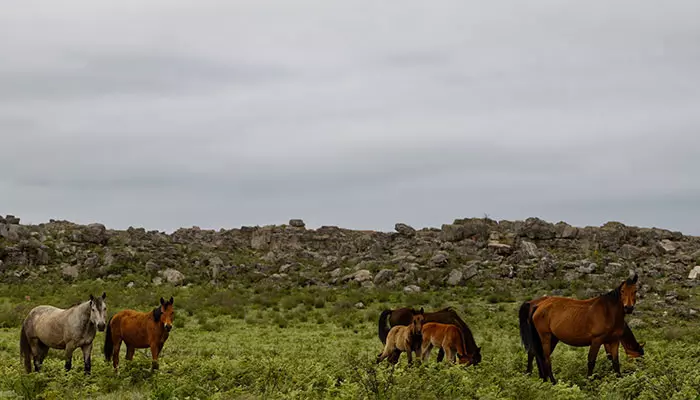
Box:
520, 274, 639, 383
420, 322, 474, 365
378, 306, 481, 365
520, 296, 645, 376
376, 308, 424, 365
104, 297, 174, 370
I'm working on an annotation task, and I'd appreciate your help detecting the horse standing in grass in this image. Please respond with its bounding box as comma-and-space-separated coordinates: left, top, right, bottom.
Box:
20, 293, 107, 375
378, 306, 481, 365
520, 296, 645, 377
104, 297, 174, 370
520, 274, 639, 383
420, 322, 475, 365
376, 308, 424, 365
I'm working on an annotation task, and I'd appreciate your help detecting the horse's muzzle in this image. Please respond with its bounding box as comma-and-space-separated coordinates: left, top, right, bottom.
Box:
97, 323, 106, 331
164, 324, 172, 332
624, 306, 634, 314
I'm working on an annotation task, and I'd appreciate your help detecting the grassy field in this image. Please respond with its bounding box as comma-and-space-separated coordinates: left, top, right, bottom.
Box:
1, 281, 700, 400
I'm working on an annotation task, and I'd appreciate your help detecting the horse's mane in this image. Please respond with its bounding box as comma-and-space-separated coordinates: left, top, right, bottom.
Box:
602, 283, 623, 301
153, 306, 162, 322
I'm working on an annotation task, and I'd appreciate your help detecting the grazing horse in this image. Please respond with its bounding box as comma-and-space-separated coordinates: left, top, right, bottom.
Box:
377, 308, 424, 365
104, 297, 174, 370
20, 293, 107, 375
520, 274, 639, 383
420, 322, 474, 365
378, 306, 481, 365
520, 296, 645, 376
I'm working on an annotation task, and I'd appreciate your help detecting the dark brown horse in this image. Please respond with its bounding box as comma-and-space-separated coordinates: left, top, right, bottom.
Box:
520, 274, 639, 383
520, 296, 644, 377
378, 306, 481, 365
104, 297, 174, 370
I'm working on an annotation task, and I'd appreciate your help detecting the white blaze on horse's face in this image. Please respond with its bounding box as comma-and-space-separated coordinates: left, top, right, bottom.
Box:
90, 292, 107, 332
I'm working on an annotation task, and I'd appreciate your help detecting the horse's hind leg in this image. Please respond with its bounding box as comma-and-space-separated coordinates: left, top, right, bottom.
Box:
125, 346, 135, 361
81, 343, 93, 375
112, 337, 122, 370
35, 341, 49, 372
607, 340, 621, 377
540, 333, 556, 384
436, 348, 445, 362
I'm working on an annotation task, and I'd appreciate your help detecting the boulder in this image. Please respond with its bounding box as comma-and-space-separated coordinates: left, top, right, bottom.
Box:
578, 263, 597, 274
152, 277, 163, 286
289, 219, 306, 228
429, 252, 449, 267
619, 244, 643, 260
446, 269, 463, 286
657, 239, 678, 254
81, 223, 108, 244
488, 242, 512, 255
520, 240, 538, 258
62, 265, 79, 279
519, 217, 556, 240
394, 223, 416, 237
441, 224, 464, 242
374, 269, 394, 285
160, 268, 185, 285
5, 215, 20, 224
689, 266, 700, 280
403, 285, 421, 294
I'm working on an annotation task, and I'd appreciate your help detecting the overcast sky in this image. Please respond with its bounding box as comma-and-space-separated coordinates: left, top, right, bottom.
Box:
2, 0, 700, 235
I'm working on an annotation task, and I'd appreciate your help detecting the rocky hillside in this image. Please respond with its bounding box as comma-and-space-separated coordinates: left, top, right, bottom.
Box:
2, 214, 699, 301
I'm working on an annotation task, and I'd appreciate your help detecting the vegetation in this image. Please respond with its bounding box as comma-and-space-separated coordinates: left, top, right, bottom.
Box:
1, 280, 700, 399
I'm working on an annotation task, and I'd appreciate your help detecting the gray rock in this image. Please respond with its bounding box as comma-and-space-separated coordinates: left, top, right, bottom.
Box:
689, 266, 700, 280
62, 265, 79, 279
446, 269, 463, 286
520, 217, 556, 240
657, 239, 678, 254
152, 277, 163, 286
429, 252, 449, 267
440, 224, 464, 242
403, 285, 421, 294
619, 244, 643, 260
555, 222, 579, 239
330, 268, 343, 278
605, 263, 624, 275
160, 268, 185, 285
82, 223, 108, 244
5, 215, 20, 224
394, 223, 416, 237
352, 269, 373, 283
145, 260, 160, 273
289, 219, 306, 228
355, 302, 365, 309
520, 240, 538, 258
84, 254, 100, 269
127, 282, 135, 288
578, 263, 597, 274
488, 241, 512, 255
374, 269, 394, 285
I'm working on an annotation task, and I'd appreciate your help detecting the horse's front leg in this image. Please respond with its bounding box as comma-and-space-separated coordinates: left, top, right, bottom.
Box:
81, 342, 93, 375
607, 340, 621, 377
436, 347, 445, 362
150, 343, 160, 370
587, 340, 603, 378
64, 342, 76, 372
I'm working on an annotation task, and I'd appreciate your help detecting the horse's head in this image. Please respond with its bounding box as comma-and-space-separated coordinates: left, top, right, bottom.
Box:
457, 346, 482, 366
154, 297, 175, 332
620, 273, 638, 314
625, 341, 645, 358
89, 292, 107, 331
411, 307, 425, 335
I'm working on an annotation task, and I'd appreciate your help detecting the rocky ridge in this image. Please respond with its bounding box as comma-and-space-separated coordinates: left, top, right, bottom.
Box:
1, 215, 699, 304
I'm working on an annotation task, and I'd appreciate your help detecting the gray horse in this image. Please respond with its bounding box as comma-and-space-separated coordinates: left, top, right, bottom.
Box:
20, 292, 107, 375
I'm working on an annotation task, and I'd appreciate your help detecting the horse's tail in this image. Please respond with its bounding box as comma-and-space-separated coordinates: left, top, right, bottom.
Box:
518, 301, 533, 351
19, 323, 32, 373
104, 316, 113, 361
523, 304, 546, 376
378, 309, 392, 344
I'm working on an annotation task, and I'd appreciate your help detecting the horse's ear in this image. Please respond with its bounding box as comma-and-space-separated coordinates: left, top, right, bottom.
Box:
632, 273, 638, 284
89, 294, 94, 302
160, 297, 165, 305
102, 292, 106, 299
169, 296, 174, 305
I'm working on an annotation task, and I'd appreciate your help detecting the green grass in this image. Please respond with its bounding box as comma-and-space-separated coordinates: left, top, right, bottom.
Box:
0, 282, 699, 399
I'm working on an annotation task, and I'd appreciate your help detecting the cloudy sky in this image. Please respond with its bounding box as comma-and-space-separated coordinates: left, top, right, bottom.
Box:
2, 0, 700, 234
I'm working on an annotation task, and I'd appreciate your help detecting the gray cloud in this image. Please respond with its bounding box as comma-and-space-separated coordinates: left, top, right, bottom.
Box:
2, 0, 700, 234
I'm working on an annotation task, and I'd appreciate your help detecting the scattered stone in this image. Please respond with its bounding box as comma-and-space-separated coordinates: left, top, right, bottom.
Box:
657, 239, 677, 254
627, 318, 645, 329
330, 268, 343, 278
289, 219, 306, 228
152, 277, 163, 286
394, 223, 416, 237
488, 242, 512, 255
440, 224, 464, 242
352, 269, 372, 283
5, 215, 20, 224
127, 282, 135, 288
145, 261, 160, 272
578, 263, 597, 274
355, 302, 365, 309
403, 285, 421, 294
